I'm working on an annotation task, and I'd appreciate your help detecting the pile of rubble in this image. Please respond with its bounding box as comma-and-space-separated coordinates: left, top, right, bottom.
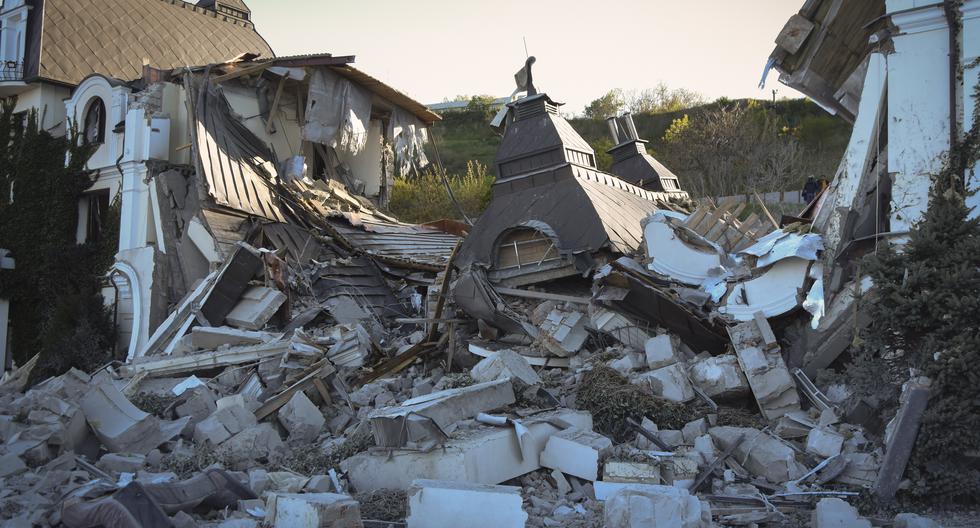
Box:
0, 201, 943, 527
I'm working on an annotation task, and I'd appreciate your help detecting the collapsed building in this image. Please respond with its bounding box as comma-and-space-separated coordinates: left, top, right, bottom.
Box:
0, 2, 965, 526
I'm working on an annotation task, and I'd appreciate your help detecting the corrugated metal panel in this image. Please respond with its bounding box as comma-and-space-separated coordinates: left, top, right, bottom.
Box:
329, 217, 460, 270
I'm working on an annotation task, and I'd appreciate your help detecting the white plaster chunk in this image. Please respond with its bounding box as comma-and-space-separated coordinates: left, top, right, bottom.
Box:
688, 354, 749, 399
277, 391, 326, 443
342, 410, 593, 491
590, 308, 651, 350
266, 492, 362, 528
471, 349, 542, 386
539, 426, 613, 481
188, 326, 277, 350
805, 427, 845, 459
718, 257, 810, 321
645, 335, 678, 369
538, 309, 589, 356
812, 498, 871, 528
225, 286, 287, 330
643, 213, 724, 287
604, 486, 711, 528
603, 461, 661, 484
633, 363, 695, 403
608, 352, 646, 374
406, 479, 527, 528
80, 382, 189, 455
708, 426, 807, 483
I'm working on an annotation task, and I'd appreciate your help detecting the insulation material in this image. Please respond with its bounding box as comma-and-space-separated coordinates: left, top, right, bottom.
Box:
303, 68, 372, 155
390, 108, 430, 176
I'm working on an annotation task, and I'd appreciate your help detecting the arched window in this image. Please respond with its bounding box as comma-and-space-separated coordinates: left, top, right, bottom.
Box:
83, 98, 106, 145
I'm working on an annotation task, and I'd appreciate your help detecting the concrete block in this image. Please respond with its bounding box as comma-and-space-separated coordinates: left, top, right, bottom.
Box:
406, 479, 527, 528
471, 349, 542, 387
249, 468, 269, 495
709, 426, 806, 483
225, 286, 287, 330
97, 453, 145, 474
603, 485, 710, 527
634, 364, 695, 403
813, 497, 871, 528
657, 430, 684, 449
538, 309, 589, 356
692, 435, 715, 464
79, 383, 189, 455
540, 427, 613, 481
368, 379, 515, 448
806, 427, 844, 459
688, 354, 749, 399
342, 410, 592, 491
193, 403, 257, 445
608, 353, 646, 374
645, 335, 678, 369
175, 386, 218, 430
277, 391, 325, 442
266, 492, 362, 528
590, 308, 651, 350
0, 453, 27, 477
189, 326, 277, 350
224, 423, 283, 463
603, 461, 661, 484
681, 418, 708, 444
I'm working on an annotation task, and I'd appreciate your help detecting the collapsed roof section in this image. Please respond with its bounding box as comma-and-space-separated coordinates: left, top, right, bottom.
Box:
459, 92, 686, 286
765, 0, 885, 122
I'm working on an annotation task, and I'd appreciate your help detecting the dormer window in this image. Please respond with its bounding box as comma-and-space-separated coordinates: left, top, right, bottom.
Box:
83, 98, 106, 145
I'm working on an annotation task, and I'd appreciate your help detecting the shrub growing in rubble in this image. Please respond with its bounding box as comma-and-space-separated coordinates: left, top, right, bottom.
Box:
389, 160, 493, 223
850, 181, 980, 503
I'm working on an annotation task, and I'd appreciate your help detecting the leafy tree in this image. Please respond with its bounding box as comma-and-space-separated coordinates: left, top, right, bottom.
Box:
625, 83, 705, 114
583, 89, 626, 120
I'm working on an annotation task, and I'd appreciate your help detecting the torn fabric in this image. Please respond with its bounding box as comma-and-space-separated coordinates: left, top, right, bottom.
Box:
303, 68, 372, 154
389, 108, 429, 176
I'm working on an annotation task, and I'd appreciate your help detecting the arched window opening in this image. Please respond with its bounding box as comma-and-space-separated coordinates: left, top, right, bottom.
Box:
83, 98, 106, 145
494, 227, 561, 270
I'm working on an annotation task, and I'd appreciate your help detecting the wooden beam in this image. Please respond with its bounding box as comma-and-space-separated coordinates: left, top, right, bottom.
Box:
265, 75, 288, 135
494, 287, 591, 305
754, 191, 780, 230
254, 360, 336, 420
211, 62, 272, 84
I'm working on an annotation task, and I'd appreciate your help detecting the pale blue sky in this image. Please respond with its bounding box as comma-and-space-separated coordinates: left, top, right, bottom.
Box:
246, 0, 803, 114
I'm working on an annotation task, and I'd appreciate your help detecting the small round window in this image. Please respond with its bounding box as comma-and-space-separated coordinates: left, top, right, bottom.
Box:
83, 98, 106, 145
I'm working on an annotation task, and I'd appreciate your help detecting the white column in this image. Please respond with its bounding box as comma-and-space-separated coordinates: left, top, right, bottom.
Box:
962, 0, 980, 217
887, 3, 952, 234
118, 108, 152, 251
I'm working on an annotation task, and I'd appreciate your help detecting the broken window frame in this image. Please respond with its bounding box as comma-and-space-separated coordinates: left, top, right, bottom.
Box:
493, 227, 562, 271
83, 97, 106, 146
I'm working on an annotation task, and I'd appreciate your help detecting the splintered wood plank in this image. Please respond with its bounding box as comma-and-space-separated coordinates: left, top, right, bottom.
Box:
683, 205, 710, 232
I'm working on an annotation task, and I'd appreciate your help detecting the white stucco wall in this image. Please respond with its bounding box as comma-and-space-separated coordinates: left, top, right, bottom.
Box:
886, 3, 952, 234
13, 83, 71, 135
335, 119, 383, 197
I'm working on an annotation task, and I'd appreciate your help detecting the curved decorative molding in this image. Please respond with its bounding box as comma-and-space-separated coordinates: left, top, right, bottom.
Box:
108, 262, 142, 362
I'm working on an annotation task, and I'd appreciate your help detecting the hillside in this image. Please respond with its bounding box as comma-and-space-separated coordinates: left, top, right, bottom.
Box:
427, 98, 852, 191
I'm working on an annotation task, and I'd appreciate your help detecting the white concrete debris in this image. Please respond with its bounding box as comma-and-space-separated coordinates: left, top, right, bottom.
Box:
470, 349, 542, 387
806, 427, 845, 459
193, 396, 259, 445
538, 309, 589, 356
539, 426, 613, 481
688, 354, 749, 399
812, 498, 871, 528
368, 379, 516, 448
728, 320, 800, 421
342, 410, 593, 491
604, 485, 711, 528
709, 426, 807, 483
187, 326, 278, 350
893, 513, 942, 528
277, 391, 326, 443
327, 324, 372, 368
645, 335, 679, 369
609, 352, 646, 373
603, 461, 662, 484
643, 211, 725, 287
79, 382, 189, 455
406, 479, 528, 528
633, 363, 695, 403
225, 286, 287, 330
590, 308, 651, 350
718, 258, 811, 321
265, 492, 362, 528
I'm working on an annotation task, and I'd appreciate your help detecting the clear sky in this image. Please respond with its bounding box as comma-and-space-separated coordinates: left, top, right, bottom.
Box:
246, 0, 803, 115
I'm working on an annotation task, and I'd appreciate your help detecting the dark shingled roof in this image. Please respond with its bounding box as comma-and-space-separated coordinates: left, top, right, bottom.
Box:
33, 0, 273, 86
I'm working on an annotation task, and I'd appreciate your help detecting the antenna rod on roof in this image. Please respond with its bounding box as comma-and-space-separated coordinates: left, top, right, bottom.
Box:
523, 36, 529, 59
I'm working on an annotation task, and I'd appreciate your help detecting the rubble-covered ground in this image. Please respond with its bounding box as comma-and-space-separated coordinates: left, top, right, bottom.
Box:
0, 200, 969, 528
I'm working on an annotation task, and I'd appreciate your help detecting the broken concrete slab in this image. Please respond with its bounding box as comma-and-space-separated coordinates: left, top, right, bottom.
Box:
223, 424, 284, 466
645, 335, 679, 369
188, 326, 278, 350
406, 479, 527, 528
0, 453, 27, 477
603, 461, 661, 484
265, 492, 362, 528
806, 427, 844, 459
604, 485, 711, 528
120, 339, 293, 378
79, 383, 189, 455
539, 427, 613, 481
277, 391, 325, 443
728, 320, 800, 421
609, 352, 646, 374
97, 453, 146, 474
368, 379, 516, 448
538, 309, 589, 357
874, 380, 930, 501
343, 410, 592, 491
193, 401, 258, 446
590, 308, 651, 350
633, 363, 695, 403
681, 418, 708, 444
708, 426, 807, 483
225, 286, 287, 330
688, 354, 749, 399
812, 497, 871, 528
470, 349, 542, 387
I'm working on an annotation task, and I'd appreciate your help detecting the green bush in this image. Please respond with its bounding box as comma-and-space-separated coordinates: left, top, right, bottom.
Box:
389, 161, 494, 223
